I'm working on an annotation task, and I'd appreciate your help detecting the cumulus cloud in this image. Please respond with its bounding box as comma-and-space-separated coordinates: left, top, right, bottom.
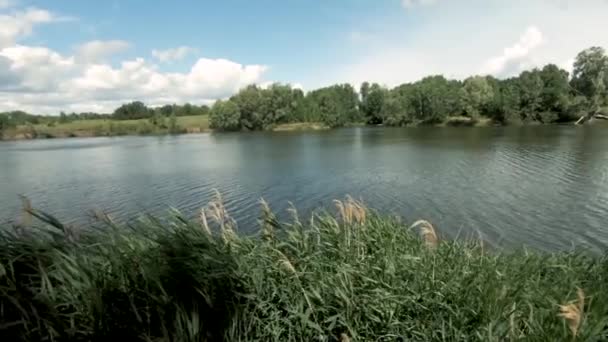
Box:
76, 40, 129, 63
0, 43, 268, 113
152, 46, 195, 62
401, 0, 437, 9
480, 26, 544, 77
0, 7, 58, 47
0, 4, 270, 113
0, 0, 14, 9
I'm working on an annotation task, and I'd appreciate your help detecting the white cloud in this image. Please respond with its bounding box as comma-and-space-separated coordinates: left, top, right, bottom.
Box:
0, 43, 268, 113
0, 5, 270, 114
0, 7, 57, 47
480, 26, 544, 77
333, 0, 608, 87
76, 40, 129, 63
401, 0, 437, 9
152, 46, 195, 62
0, 0, 15, 9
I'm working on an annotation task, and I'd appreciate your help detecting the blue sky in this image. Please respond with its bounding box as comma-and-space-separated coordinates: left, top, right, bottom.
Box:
1, 0, 608, 114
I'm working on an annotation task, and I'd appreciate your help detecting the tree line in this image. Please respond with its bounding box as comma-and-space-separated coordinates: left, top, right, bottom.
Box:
0, 103, 210, 135
209, 46, 608, 130
2, 46, 607, 136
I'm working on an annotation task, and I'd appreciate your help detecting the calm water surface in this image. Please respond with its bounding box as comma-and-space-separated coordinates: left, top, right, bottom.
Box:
1, 126, 607, 251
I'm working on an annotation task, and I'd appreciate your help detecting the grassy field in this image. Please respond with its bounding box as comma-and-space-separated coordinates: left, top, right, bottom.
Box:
2, 115, 210, 139
2, 195, 607, 341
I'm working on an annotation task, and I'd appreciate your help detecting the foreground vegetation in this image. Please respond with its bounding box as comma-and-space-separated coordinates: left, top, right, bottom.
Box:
2, 195, 607, 341
2, 46, 608, 140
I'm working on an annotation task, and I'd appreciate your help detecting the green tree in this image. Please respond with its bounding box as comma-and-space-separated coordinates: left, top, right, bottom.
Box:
518, 70, 544, 122
307, 84, 359, 128
571, 47, 608, 102
409, 75, 459, 123
497, 78, 523, 124
360, 82, 387, 125
112, 101, 153, 120
381, 84, 415, 126
168, 113, 179, 133
159, 104, 174, 116
460, 76, 494, 120
209, 100, 241, 131
539, 64, 571, 121
232, 85, 265, 130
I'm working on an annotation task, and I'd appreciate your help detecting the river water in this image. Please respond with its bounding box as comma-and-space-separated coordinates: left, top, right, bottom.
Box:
1, 126, 607, 251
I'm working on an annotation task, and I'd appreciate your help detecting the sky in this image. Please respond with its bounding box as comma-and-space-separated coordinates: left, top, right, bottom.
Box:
0, 0, 607, 114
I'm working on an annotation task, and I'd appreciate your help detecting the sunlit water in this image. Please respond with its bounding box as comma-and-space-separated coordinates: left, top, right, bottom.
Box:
1, 126, 607, 251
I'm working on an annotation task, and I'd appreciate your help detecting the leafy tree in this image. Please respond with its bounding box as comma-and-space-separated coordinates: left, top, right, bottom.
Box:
160, 105, 174, 116
517, 70, 544, 122
307, 84, 359, 127
496, 78, 523, 124
460, 76, 494, 119
59, 112, 69, 124
360, 82, 387, 124
409, 76, 459, 123
209, 100, 241, 131
231, 85, 265, 130
571, 47, 608, 103
382, 84, 415, 126
168, 113, 179, 133
112, 101, 154, 120
539, 64, 571, 121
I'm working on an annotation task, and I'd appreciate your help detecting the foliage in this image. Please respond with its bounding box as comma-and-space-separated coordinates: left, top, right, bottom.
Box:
360, 82, 388, 124
112, 101, 154, 120
571, 47, 608, 104
209, 100, 241, 131
2, 200, 608, 341
460, 76, 494, 120
307, 84, 360, 127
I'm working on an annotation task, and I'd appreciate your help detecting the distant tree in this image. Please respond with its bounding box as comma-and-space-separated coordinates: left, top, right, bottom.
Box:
0, 114, 14, 137
209, 100, 241, 131
539, 64, 571, 121
460, 76, 494, 120
517, 70, 544, 122
360, 82, 387, 125
160, 104, 174, 116
571, 47, 608, 102
168, 113, 179, 133
409, 75, 458, 123
381, 90, 414, 126
112, 101, 153, 120
59, 111, 69, 124
307, 84, 359, 127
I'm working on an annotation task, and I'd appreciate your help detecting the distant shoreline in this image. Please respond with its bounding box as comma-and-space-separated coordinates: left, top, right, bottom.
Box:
1, 116, 598, 142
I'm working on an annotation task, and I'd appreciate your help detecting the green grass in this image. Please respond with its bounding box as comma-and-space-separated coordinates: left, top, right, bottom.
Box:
3, 115, 210, 139
1, 195, 607, 341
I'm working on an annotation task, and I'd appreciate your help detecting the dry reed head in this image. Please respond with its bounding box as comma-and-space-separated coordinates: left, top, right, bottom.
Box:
19, 195, 32, 228
202, 189, 236, 241
275, 249, 296, 274
199, 208, 211, 235
286, 201, 301, 225
259, 198, 278, 242
334, 195, 367, 225
410, 220, 438, 249
558, 287, 585, 337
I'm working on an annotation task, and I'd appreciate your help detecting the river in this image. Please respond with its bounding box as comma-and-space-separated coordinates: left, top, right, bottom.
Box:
1, 126, 607, 251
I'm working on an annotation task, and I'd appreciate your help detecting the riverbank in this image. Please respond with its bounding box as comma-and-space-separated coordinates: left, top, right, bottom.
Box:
1, 116, 583, 141
0, 115, 211, 140
2, 196, 606, 341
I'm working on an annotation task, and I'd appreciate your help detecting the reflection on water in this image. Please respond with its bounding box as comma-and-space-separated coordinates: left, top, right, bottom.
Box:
1, 126, 607, 252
